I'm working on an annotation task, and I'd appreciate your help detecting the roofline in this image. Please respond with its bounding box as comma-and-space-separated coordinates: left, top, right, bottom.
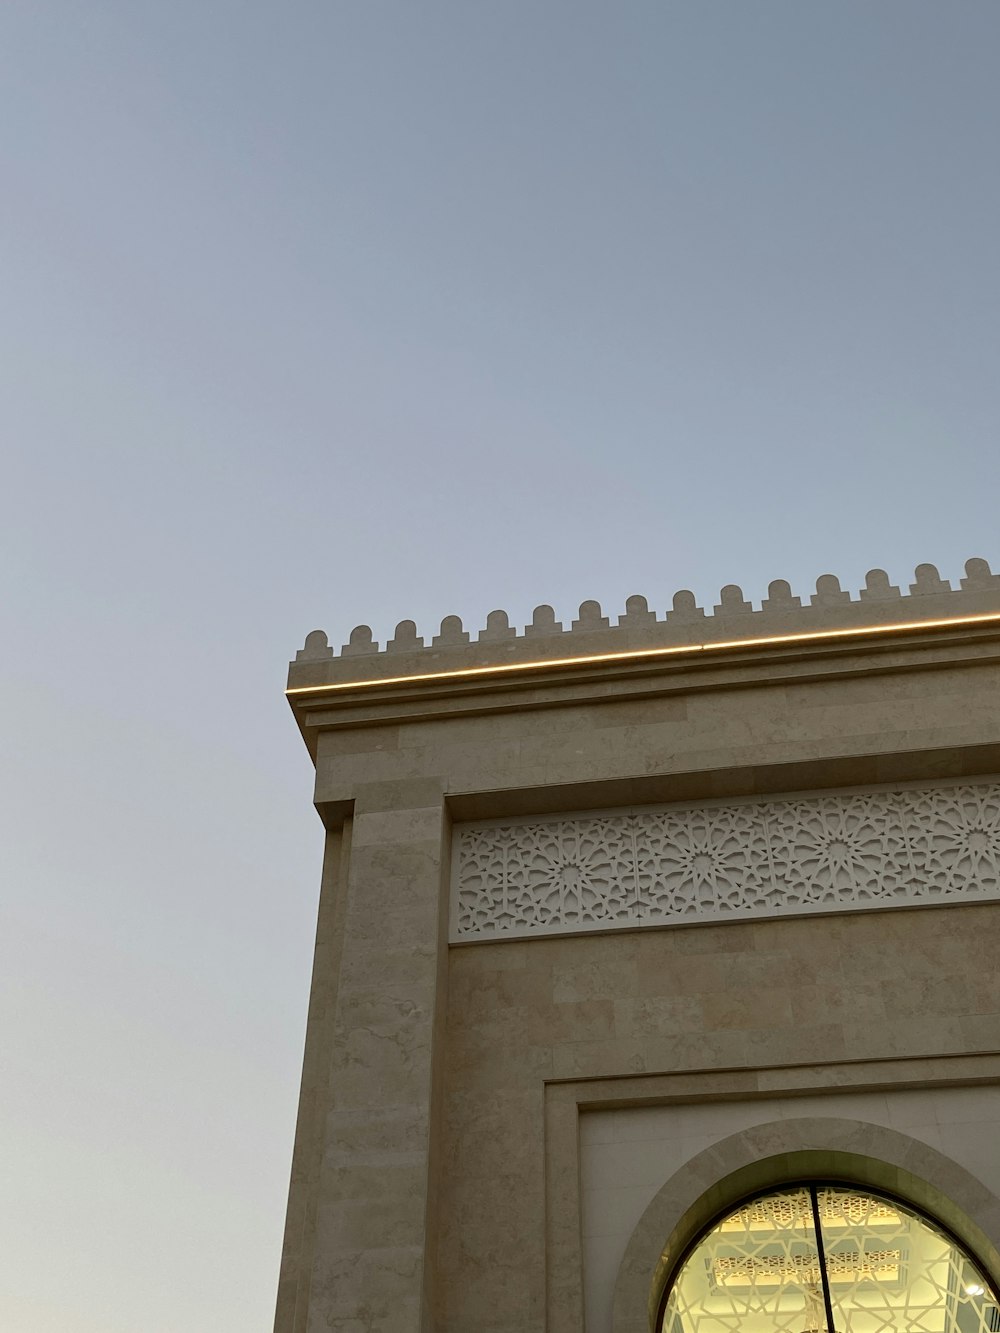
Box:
286, 609, 1000, 698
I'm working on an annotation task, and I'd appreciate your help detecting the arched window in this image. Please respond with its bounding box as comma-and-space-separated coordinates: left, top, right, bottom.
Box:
660, 1184, 999, 1333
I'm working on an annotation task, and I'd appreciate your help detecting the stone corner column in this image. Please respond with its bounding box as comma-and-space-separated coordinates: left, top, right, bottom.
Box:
300, 777, 450, 1333
273, 820, 351, 1333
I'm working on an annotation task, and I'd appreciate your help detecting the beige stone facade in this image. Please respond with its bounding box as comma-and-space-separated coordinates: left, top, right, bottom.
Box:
276, 562, 1000, 1333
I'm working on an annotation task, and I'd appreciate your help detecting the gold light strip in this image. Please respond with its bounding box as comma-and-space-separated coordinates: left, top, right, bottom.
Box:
285, 610, 1000, 697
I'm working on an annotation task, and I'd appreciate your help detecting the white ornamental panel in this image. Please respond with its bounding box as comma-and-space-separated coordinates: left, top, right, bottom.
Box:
451, 781, 1000, 941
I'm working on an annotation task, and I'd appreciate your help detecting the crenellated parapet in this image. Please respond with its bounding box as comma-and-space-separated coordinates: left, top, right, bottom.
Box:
289, 557, 1000, 688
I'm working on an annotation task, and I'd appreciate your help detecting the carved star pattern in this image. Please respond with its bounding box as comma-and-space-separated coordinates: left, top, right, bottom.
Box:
454, 783, 1000, 939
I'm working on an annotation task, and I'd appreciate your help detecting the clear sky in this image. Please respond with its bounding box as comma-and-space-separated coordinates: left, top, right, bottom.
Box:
2, 4, 998, 1329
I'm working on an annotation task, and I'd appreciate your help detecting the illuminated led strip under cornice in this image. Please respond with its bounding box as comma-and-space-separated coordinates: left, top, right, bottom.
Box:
285, 610, 1000, 697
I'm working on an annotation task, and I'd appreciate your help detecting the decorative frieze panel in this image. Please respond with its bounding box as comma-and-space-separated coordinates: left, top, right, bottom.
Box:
451, 781, 1000, 941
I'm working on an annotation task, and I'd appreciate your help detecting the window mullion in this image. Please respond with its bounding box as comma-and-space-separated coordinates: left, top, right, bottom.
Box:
809, 1184, 840, 1333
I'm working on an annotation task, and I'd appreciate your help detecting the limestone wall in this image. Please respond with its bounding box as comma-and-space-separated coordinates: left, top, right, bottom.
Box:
277, 568, 1000, 1333
442, 907, 1000, 1332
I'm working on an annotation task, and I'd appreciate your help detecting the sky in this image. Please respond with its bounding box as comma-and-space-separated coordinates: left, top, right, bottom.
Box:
1, 3, 999, 1329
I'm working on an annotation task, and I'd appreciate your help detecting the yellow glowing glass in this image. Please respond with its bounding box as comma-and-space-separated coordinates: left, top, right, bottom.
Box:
659, 1185, 998, 1333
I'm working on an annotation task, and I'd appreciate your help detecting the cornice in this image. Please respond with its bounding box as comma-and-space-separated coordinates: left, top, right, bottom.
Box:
287, 614, 1000, 757
288, 558, 1000, 694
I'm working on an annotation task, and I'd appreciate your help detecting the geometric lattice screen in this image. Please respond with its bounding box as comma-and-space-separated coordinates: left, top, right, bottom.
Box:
659, 1185, 999, 1333
451, 781, 1000, 941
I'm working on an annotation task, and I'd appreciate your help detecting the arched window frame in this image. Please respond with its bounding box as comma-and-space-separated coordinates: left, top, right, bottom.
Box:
655, 1179, 1000, 1333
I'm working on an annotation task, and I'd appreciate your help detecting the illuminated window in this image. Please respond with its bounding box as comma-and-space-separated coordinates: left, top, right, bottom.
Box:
660, 1185, 999, 1333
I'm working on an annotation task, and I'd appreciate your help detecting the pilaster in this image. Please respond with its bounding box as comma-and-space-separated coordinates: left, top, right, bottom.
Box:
303, 778, 449, 1333
274, 823, 352, 1333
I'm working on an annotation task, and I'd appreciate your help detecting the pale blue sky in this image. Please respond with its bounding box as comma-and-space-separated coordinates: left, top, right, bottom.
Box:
2, 4, 999, 1329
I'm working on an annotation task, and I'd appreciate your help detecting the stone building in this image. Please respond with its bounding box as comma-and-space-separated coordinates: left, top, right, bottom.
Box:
275, 559, 1000, 1333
